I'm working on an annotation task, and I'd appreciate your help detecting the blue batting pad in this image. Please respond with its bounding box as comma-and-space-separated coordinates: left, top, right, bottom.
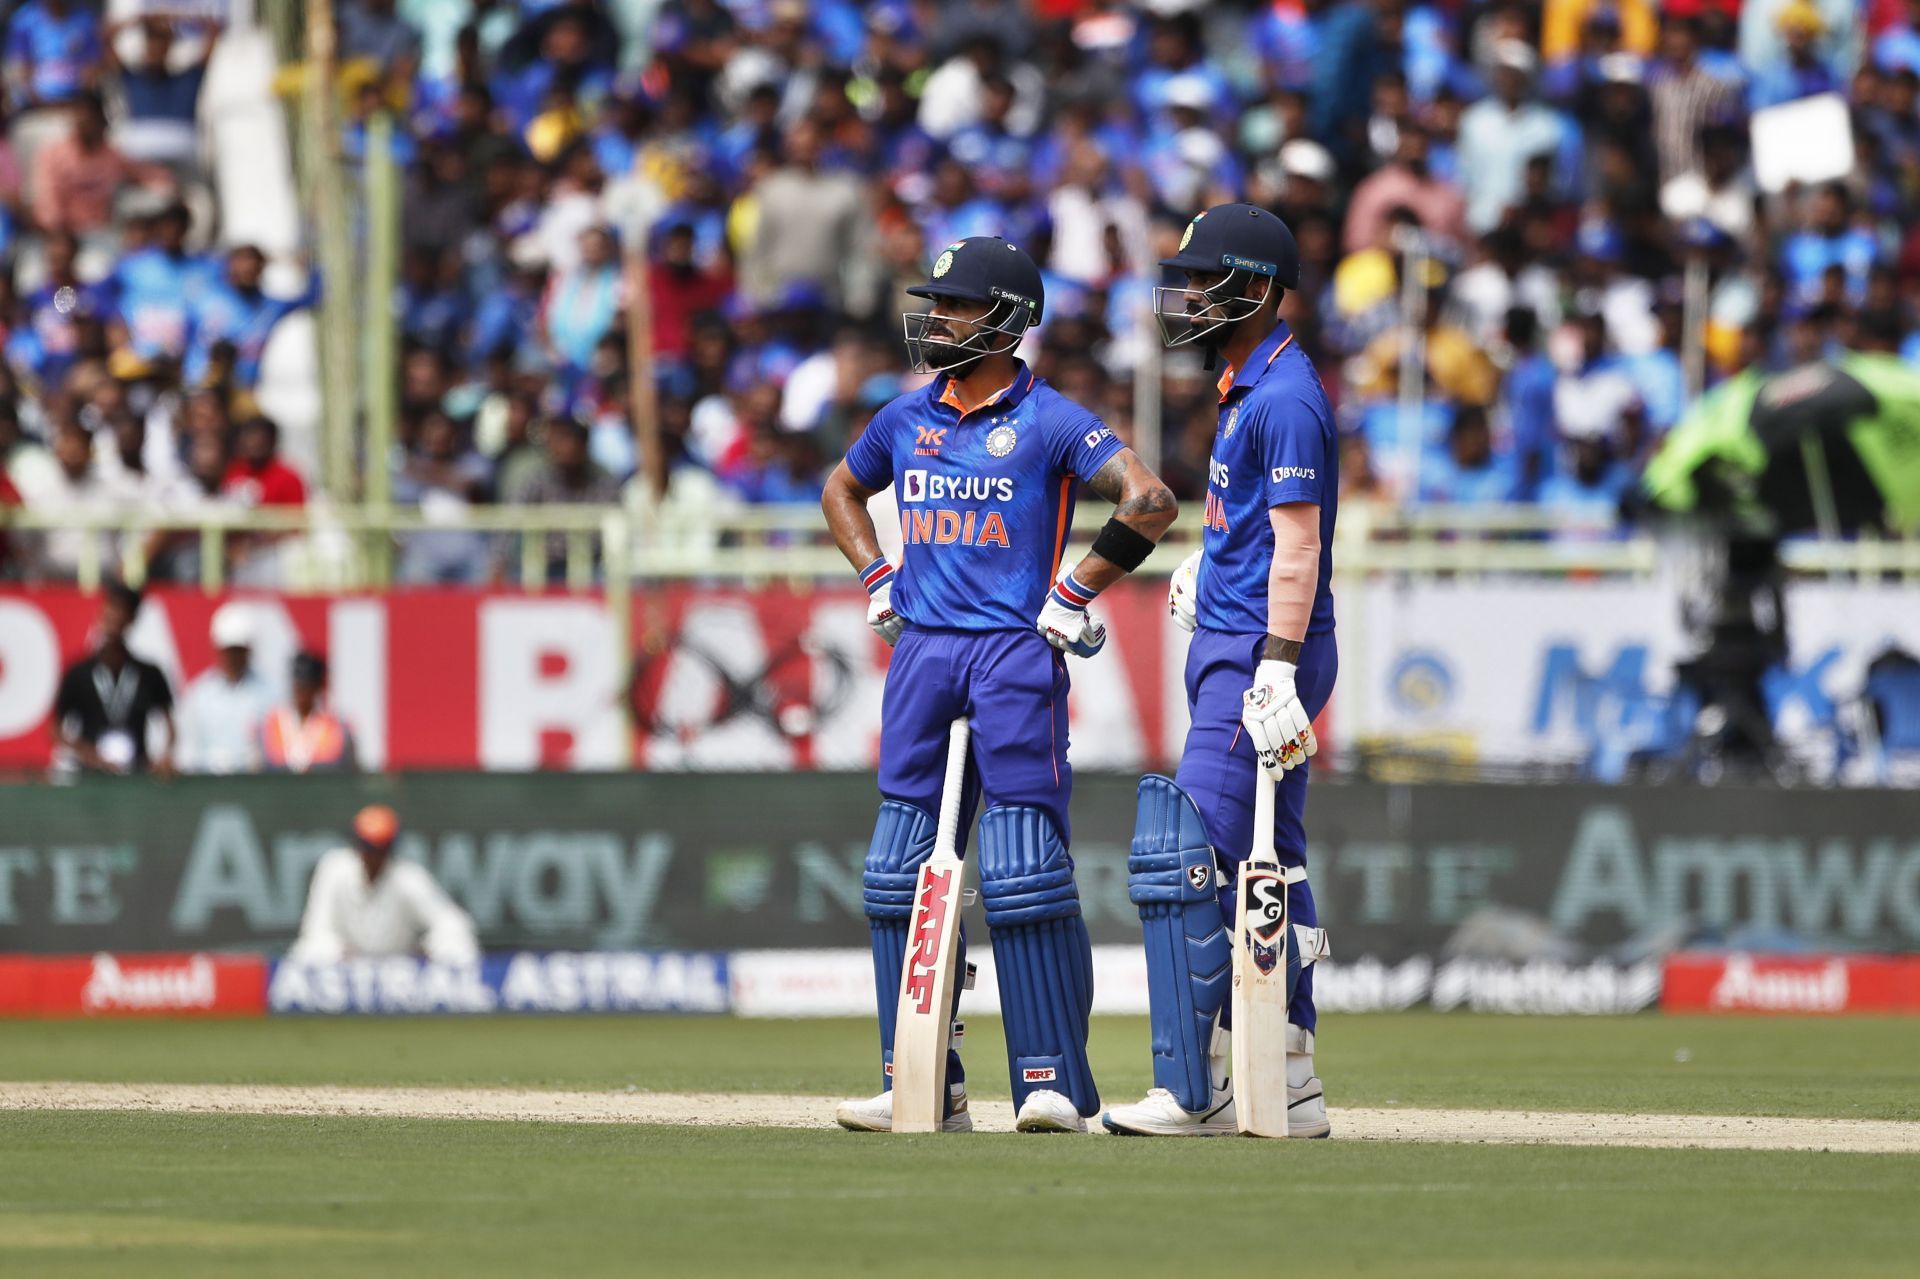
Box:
978, 805, 1099, 1116
1129, 775, 1232, 1112
864, 800, 965, 1099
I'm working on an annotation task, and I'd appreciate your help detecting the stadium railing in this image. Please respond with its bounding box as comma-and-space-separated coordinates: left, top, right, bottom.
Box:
7, 503, 1920, 594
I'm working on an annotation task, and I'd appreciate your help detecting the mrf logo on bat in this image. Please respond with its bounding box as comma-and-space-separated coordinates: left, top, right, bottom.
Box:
903, 867, 957, 1013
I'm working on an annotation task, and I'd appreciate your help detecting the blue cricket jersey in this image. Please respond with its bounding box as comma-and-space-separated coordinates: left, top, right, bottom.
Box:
845, 363, 1125, 632
1196, 321, 1339, 636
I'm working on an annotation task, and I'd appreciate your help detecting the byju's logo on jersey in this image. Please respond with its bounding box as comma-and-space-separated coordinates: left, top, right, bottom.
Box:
986, 424, 1018, 457
902, 471, 1014, 503
1271, 466, 1317, 483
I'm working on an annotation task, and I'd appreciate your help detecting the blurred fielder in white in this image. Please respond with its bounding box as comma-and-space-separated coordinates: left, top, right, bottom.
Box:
291, 805, 480, 963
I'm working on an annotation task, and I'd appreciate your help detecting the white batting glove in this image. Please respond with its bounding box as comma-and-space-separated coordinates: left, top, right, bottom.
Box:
859, 557, 904, 646
1242, 658, 1317, 778
1168, 549, 1200, 633
1036, 570, 1107, 658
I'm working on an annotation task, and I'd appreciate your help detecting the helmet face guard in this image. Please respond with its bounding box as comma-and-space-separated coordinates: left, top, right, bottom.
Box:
1152, 268, 1267, 348
901, 298, 1031, 374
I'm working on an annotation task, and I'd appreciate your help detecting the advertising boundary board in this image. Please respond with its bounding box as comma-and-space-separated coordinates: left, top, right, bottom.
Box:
4, 774, 1920, 961
5, 950, 1918, 1017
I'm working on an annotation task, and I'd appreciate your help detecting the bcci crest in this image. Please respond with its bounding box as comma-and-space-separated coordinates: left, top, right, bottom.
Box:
1224, 404, 1241, 439
1180, 211, 1206, 251
986, 425, 1018, 457
932, 250, 954, 279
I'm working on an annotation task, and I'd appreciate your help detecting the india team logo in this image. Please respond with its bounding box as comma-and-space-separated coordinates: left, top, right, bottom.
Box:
1223, 404, 1241, 439
986, 425, 1018, 457
932, 250, 955, 279
1180, 211, 1205, 251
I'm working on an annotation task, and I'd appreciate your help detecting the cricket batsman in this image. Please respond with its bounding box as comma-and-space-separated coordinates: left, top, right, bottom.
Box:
1103, 204, 1337, 1138
821, 236, 1177, 1133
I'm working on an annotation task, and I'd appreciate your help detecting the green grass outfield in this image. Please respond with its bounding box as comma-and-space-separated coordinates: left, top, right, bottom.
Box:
4, 1014, 1918, 1278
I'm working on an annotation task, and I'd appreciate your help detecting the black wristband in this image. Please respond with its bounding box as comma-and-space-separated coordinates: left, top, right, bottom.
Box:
1090, 518, 1156, 572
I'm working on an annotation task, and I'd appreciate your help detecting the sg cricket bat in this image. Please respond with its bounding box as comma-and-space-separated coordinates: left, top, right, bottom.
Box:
890, 718, 972, 1134
1231, 769, 1290, 1138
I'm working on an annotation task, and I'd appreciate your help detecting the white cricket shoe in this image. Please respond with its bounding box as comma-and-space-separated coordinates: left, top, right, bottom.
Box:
1102, 1027, 1235, 1136
1100, 1086, 1235, 1136
1287, 1024, 1330, 1139
1102, 1026, 1331, 1138
834, 1082, 973, 1133
1014, 1089, 1086, 1134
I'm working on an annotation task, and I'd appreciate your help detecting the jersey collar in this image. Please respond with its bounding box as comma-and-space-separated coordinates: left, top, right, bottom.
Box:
934, 361, 1035, 417
1215, 321, 1295, 403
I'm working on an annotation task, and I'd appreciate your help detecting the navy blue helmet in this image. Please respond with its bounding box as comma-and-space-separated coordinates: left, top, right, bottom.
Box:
1154, 204, 1300, 350
902, 236, 1043, 373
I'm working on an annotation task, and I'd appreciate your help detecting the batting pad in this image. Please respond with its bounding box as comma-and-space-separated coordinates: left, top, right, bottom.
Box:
864, 801, 965, 1100
978, 805, 1100, 1117
1128, 775, 1232, 1112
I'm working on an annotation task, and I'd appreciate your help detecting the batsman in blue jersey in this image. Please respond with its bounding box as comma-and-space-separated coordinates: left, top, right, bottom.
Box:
1104, 204, 1339, 1138
822, 237, 1177, 1133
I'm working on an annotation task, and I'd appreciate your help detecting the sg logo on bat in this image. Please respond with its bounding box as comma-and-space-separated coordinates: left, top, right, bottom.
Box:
1244, 870, 1287, 976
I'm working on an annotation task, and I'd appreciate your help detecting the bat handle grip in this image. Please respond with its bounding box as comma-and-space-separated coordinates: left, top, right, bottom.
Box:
933, 718, 970, 859
1251, 766, 1276, 862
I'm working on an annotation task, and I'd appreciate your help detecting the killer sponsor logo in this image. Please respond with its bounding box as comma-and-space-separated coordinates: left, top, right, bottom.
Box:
903, 868, 955, 1015
915, 426, 947, 457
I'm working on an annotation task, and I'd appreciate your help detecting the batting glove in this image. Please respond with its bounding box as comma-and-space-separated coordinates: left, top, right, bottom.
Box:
1036, 570, 1108, 658
1168, 549, 1200, 633
859, 557, 904, 646
1242, 658, 1317, 778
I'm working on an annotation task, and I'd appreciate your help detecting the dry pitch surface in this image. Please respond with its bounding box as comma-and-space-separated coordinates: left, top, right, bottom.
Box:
7, 1080, 1919, 1153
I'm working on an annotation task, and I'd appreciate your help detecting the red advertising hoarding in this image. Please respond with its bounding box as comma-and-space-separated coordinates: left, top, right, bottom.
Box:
1661, 953, 1920, 1014
0, 584, 1318, 773
0, 953, 269, 1017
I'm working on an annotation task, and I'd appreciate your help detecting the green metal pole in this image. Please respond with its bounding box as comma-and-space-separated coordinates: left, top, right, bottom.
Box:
301, 0, 358, 509
364, 110, 400, 586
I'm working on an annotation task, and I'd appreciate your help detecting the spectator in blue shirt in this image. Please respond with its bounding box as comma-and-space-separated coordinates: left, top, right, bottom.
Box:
184, 246, 320, 388
1780, 182, 1880, 308
397, 246, 464, 356
1502, 306, 1561, 499
1748, 3, 1842, 110
1418, 405, 1519, 505
5, 0, 100, 110
104, 13, 220, 166
1875, 0, 1920, 74
13, 230, 111, 389
1537, 423, 1635, 516
111, 203, 211, 361
466, 257, 546, 372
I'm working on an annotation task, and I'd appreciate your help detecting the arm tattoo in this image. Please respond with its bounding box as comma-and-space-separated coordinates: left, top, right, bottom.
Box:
1085, 455, 1127, 505
1263, 635, 1303, 664
1088, 454, 1177, 520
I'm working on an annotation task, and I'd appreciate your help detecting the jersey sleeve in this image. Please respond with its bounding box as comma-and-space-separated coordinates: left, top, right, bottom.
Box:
1044, 400, 1125, 479
843, 403, 894, 491
1252, 384, 1333, 509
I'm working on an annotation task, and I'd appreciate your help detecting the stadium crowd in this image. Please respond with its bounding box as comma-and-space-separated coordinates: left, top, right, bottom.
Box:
2, 0, 1920, 584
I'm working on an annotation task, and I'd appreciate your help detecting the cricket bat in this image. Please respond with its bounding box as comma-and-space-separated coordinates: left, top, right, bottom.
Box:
1231, 769, 1290, 1138
890, 718, 971, 1133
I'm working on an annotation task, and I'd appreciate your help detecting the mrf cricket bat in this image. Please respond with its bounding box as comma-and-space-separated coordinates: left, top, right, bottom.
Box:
1231, 768, 1290, 1138
890, 718, 971, 1134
